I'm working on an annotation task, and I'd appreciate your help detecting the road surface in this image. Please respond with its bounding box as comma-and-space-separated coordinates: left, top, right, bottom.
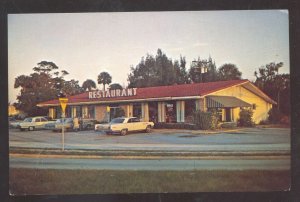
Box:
9, 127, 290, 170
9, 127, 290, 152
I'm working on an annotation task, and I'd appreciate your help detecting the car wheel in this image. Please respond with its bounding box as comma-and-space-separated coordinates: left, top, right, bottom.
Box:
145, 125, 151, 133
28, 126, 35, 131
120, 129, 127, 136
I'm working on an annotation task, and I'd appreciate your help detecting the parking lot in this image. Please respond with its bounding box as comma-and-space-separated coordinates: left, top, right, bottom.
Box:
9, 127, 290, 152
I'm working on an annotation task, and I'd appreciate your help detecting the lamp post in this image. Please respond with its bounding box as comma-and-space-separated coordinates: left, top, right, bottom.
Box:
192, 60, 209, 82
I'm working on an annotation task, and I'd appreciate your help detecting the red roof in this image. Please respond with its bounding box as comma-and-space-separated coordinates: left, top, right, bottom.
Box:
38, 80, 250, 106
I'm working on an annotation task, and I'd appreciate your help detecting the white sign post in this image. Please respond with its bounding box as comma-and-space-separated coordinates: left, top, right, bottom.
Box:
59, 98, 68, 151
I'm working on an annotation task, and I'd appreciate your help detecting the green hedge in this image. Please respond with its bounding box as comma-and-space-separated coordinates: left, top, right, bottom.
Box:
192, 110, 219, 130
237, 108, 254, 127
219, 122, 237, 128
154, 122, 198, 130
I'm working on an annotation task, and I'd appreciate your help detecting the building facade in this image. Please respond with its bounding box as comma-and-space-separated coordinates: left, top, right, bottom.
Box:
37, 80, 276, 124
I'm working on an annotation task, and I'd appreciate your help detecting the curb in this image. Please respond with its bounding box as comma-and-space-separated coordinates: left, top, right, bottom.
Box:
10, 147, 290, 158
152, 128, 242, 135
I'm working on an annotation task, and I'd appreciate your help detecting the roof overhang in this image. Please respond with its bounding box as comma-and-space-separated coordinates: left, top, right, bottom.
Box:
206, 96, 252, 108
37, 96, 202, 107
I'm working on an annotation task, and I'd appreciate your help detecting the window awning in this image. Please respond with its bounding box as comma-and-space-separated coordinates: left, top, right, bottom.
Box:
206, 96, 252, 108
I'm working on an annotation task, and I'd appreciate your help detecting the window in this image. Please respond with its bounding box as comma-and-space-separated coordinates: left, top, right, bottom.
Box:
88, 106, 95, 119
128, 118, 133, 123
133, 118, 140, 122
110, 118, 125, 123
24, 118, 32, 122
252, 104, 256, 110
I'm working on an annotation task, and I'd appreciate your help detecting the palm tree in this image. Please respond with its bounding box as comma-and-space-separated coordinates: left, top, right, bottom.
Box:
82, 79, 96, 91
109, 83, 123, 90
97, 72, 112, 91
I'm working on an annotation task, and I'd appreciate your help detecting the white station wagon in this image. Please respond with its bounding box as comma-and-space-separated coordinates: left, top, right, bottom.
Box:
95, 117, 155, 135
18, 116, 55, 131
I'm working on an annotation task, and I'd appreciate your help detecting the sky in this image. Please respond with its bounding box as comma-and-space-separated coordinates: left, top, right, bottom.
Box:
8, 10, 289, 103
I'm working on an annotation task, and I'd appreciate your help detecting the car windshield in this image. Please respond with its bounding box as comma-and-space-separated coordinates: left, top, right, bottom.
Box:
56, 119, 63, 123
23, 118, 32, 122
65, 118, 73, 123
110, 118, 125, 124
56, 118, 73, 123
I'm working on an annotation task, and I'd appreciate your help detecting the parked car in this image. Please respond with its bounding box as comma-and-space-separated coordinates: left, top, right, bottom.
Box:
44, 119, 59, 130
9, 117, 22, 129
48, 118, 99, 132
94, 117, 154, 135
81, 119, 99, 130
18, 116, 55, 131
52, 118, 74, 132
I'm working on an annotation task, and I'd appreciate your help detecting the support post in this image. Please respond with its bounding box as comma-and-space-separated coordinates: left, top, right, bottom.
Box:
61, 112, 65, 151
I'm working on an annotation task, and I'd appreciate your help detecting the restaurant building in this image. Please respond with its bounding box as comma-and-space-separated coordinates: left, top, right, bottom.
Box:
37, 79, 276, 124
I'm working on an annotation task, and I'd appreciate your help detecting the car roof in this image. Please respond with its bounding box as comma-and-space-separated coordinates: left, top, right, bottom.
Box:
30, 116, 47, 119
114, 117, 137, 119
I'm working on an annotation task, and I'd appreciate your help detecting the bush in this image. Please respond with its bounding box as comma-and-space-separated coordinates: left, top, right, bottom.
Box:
268, 108, 284, 124
238, 108, 254, 127
192, 110, 219, 130
259, 120, 269, 125
154, 122, 198, 130
219, 122, 237, 128
279, 115, 290, 125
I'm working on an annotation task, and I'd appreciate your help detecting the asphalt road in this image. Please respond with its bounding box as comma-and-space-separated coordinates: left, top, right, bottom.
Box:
9, 127, 290, 170
9, 127, 290, 152
9, 156, 290, 170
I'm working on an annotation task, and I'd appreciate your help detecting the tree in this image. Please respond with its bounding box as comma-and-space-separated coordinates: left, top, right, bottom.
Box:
254, 62, 289, 114
109, 83, 123, 90
62, 79, 84, 96
32, 61, 59, 74
128, 49, 188, 88
97, 72, 112, 91
14, 61, 81, 116
174, 56, 189, 84
82, 79, 96, 91
217, 63, 242, 81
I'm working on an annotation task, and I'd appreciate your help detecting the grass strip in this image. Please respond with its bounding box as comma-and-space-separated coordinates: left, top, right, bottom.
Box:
9, 168, 290, 195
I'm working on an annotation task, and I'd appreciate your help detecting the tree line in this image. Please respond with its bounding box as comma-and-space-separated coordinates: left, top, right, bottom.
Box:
13, 49, 289, 117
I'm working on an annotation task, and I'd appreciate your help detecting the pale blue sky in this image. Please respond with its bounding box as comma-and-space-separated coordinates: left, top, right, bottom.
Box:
8, 10, 289, 102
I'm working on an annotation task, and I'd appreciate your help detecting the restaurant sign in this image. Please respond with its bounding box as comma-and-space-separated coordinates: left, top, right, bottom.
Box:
88, 88, 137, 99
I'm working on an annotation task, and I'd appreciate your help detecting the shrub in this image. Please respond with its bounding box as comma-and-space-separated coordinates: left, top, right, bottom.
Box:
268, 108, 284, 124
153, 122, 198, 130
238, 108, 254, 127
279, 115, 290, 125
259, 119, 269, 125
192, 110, 219, 130
219, 122, 237, 128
